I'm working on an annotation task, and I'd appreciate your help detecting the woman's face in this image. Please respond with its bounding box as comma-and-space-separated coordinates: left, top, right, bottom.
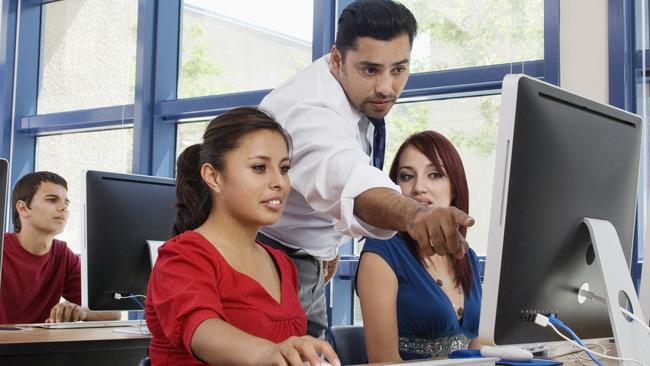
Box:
395, 145, 453, 208
216, 129, 291, 228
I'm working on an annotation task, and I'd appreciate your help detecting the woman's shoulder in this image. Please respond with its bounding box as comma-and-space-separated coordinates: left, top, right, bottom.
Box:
157, 231, 218, 262
362, 234, 405, 252
466, 247, 480, 265
361, 234, 415, 268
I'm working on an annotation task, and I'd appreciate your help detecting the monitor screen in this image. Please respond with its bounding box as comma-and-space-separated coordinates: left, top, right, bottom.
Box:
0, 159, 8, 288
479, 75, 642, 346
82, 171, 176, 311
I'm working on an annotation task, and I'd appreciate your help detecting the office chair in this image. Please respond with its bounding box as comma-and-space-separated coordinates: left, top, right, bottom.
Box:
329, 325, 367, 365
138, 356, 150, 366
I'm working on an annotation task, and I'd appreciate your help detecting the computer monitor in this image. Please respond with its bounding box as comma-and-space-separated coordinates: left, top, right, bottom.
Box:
82, 170, 176, 311
479, 75, 643, 348
0, 159, 8, 288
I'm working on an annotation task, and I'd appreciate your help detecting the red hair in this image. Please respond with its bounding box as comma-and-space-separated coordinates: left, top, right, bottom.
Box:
388, 130, 472, 293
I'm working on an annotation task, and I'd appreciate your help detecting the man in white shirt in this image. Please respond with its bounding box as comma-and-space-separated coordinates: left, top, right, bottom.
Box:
258, 0, 474, 337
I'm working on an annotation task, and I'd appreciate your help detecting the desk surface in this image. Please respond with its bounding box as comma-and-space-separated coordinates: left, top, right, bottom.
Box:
0, 325, 150, 344
0, 325, 150, 366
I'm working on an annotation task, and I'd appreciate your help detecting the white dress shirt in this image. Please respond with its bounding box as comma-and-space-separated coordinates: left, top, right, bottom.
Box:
259, 54, 400, 260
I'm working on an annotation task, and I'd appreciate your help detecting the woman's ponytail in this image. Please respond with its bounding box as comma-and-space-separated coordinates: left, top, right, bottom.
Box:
173, 143, 211, 235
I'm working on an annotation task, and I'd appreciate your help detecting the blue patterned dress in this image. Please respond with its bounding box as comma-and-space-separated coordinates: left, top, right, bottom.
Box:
360, 234, 482, 360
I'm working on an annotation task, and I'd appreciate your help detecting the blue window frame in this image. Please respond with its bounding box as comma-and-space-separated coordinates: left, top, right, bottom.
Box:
0, 0, 562, 325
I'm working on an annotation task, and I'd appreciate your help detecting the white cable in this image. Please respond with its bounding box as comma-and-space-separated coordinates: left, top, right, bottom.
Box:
535, 314, 647, 366
113, 293, 146, 300
573, 343, 607, 366
619, 307, 650, 335
580, 288, 650, 335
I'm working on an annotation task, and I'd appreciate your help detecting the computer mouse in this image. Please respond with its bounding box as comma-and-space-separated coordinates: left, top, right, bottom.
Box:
480, 345, 534, 361
302, 362, 332, 366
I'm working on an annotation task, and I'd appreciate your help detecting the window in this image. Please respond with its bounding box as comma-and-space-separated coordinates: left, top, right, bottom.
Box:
34, 128, 133, 253
402, 0, 544, 73
385, 96, 500, 255
178, 0, 313, 98
176, 120, 209, 159
38, 0, 138, 114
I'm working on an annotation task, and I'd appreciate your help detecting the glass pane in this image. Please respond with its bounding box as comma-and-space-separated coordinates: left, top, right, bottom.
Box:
384, 96, 501, 256
178, 0, 313, 98
635, 0, 649, 51
176, 120, 209, 160
38, 0, 138, 114
402, 0, 544, 72
35, 128, 133, 253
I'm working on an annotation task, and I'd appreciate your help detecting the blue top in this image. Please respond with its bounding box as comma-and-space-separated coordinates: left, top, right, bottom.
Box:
360, 234, 482, 360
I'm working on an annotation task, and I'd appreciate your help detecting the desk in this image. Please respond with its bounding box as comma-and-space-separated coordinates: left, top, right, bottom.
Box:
0, 326, 150, 366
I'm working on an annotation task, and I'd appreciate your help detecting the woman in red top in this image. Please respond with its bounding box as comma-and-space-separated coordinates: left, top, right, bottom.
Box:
145, 107, 339, 366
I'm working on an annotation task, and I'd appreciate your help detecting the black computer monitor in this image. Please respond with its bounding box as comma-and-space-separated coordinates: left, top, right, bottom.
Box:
0, 159, 8, 288
479, 75, 642, 346
82, 171, 176, 311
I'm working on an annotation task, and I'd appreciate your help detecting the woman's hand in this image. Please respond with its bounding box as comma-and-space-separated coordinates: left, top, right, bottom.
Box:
256, 336, 340, 366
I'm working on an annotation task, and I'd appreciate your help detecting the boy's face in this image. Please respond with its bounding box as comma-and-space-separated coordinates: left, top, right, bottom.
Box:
18, 182, 69, 236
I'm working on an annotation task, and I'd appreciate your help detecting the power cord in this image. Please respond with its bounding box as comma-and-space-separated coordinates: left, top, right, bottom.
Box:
113, 293, 149, 335
573, 343, 607, 366
579, 289, 650, 336
113, 293, 146, 310
534, 314, 647, 366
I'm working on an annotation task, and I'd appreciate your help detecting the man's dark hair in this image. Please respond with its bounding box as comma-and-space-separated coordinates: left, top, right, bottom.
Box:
335, 0, 418, 59
12, 171, 68, 232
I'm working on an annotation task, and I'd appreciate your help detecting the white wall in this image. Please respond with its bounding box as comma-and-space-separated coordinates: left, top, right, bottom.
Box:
559, 0, 609, 104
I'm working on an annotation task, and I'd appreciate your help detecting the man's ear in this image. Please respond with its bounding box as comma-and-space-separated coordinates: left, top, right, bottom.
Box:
16, 200, 30, 219
200, 163, 223, 194
330, 45, 343, 75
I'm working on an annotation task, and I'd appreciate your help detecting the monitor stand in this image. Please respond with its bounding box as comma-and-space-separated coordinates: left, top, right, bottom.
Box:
583, 217, 650, 364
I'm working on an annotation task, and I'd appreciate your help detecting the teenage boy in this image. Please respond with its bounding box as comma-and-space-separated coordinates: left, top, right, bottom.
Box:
0, 171, 119, 324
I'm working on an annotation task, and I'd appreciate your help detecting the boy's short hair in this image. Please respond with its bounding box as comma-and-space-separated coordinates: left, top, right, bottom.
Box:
12, 171, 68, 233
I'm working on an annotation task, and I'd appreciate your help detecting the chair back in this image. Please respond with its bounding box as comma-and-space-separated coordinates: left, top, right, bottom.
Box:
329, 325, 367, 365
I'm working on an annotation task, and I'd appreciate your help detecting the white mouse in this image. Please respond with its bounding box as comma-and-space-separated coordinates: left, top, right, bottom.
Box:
302, 362, 332, 366
480, 345, 534, 361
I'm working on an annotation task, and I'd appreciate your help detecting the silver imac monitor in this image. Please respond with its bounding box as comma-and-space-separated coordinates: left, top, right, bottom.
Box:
479, 75, 642, 349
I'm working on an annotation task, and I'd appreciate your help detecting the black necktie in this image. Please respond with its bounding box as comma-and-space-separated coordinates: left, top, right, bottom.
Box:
368, 117, 386, 170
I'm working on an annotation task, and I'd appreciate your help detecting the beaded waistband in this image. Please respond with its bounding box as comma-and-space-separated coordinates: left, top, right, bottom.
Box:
398, 334, 470, 358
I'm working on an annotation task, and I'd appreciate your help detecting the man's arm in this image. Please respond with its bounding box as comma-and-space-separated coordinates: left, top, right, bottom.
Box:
354, 187, 474, 258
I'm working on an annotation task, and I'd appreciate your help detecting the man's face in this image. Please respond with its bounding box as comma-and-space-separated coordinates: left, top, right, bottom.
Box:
330, 33, 412, 119
18, 182, 69, 236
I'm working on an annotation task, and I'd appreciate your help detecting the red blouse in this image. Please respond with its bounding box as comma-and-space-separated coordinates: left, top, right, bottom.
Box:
145, 231, 307, 365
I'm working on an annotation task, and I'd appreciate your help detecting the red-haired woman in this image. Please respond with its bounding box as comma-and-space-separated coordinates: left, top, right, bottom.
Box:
357, 130, 481, 362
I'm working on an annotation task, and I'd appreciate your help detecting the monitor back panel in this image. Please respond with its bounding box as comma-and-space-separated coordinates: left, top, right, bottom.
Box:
482, 75, 641, 345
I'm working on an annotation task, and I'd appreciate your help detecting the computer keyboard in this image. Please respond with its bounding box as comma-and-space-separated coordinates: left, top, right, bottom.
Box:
17, 319, 143, 329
